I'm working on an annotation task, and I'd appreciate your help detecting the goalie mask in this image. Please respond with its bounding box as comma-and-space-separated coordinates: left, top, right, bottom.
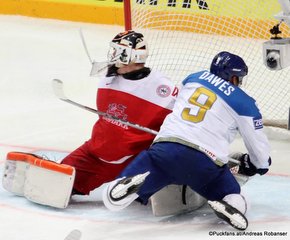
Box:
107, 31, 149, 67
210, 51, 248, 86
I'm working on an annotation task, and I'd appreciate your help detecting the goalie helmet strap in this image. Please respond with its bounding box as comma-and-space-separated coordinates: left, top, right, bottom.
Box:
106, 65, 119, 77
122, 67, 151, 80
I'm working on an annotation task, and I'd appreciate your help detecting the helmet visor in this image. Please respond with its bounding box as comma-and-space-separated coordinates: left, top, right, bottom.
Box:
107, 42, 132, 65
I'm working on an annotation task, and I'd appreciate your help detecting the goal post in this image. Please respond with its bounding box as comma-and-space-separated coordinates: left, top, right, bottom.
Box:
123, 0, 290, 129
124, 0, 132, 31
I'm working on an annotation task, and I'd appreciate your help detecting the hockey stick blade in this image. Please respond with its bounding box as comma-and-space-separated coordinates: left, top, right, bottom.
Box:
64, 229, 82, 240
52, 79, 159, 135
52, 79, 107, 115
52, 79, 67, 100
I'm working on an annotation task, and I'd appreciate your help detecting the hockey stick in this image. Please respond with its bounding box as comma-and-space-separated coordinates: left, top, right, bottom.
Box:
52, 79, 241, 165
52, 79, 159, 135
79, 28, 93, 64
79, 29, 109, 76
263, 119, 289, 130
64, 229, 82, 240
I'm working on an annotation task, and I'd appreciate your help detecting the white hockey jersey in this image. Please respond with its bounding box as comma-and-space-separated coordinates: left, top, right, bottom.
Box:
155, 70, 271, 169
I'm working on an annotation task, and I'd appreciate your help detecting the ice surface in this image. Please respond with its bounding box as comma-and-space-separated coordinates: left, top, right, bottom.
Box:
0, 15, 290, 240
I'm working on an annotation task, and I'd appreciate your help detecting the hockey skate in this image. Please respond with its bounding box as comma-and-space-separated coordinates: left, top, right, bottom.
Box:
208, 200, 248, 231
110, 171, 150, 201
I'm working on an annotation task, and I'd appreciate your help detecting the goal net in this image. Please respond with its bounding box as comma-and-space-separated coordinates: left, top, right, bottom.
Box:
124, 0, 290, 127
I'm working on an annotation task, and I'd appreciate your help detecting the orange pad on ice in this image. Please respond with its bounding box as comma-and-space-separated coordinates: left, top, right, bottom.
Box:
7, 152, 74, 176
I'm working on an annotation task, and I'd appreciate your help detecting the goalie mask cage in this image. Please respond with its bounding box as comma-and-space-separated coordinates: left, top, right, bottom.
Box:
123, 0, 290, 128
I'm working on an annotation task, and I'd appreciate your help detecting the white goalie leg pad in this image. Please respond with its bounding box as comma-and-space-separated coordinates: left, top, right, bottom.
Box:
3, 152, 75, 208
223, 193, 248, 215
102, 178, 139, 211
2, 157, 29, 196
24, 163, 75, 209
151, 185, 206, 216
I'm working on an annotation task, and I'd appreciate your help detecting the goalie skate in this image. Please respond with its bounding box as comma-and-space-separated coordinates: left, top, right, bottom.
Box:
208, 200, 248, 231
110, 171, 150, 201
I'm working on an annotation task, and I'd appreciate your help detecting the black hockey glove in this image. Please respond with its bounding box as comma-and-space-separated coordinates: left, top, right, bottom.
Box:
238, 154, 271, 176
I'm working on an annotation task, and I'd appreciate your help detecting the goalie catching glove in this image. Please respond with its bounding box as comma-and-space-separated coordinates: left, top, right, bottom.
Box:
237, 153, 271, 176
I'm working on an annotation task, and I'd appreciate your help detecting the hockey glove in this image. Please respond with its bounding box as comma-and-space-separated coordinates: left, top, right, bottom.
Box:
238, 154, 271, 176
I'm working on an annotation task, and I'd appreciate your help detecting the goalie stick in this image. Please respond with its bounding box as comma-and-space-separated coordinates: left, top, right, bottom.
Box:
52, 79, 158, 135
52, 79, 241, 165
79, 29, 110, 76
79, 28, 93, 64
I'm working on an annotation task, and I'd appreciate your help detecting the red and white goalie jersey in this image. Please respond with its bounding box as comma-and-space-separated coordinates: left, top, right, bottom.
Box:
61, 69, 178, 194
90, 71, 178, 162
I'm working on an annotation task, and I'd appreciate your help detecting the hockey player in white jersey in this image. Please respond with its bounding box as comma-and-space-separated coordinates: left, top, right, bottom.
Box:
103, 51, 271, 231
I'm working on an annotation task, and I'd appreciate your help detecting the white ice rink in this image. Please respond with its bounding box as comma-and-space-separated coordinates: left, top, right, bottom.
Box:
0, 15, 290, 240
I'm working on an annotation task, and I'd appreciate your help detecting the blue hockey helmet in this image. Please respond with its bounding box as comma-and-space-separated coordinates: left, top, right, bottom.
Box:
210, 51, 248, 86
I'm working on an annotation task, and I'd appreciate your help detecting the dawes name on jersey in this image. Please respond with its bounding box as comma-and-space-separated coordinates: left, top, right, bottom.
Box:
197, 71, 236, 96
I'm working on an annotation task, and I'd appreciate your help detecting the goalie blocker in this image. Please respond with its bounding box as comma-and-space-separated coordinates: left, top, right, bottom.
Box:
2, 152, 75, 208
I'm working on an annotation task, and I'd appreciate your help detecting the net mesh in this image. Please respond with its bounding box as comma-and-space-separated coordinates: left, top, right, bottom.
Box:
129, 0, 290, 121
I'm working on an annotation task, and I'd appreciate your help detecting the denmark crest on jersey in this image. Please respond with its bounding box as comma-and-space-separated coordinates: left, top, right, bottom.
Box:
156, 85, 171, 97
107, 103, 128, 120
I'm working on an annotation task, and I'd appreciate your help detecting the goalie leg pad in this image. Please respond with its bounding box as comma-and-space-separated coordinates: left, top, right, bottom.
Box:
3, 152, 75, 208
151, 184, 206, 216
2, 157, 29, 196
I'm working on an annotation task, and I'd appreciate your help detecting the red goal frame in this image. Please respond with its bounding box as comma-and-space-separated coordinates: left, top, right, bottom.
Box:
123, 0, 132, 30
